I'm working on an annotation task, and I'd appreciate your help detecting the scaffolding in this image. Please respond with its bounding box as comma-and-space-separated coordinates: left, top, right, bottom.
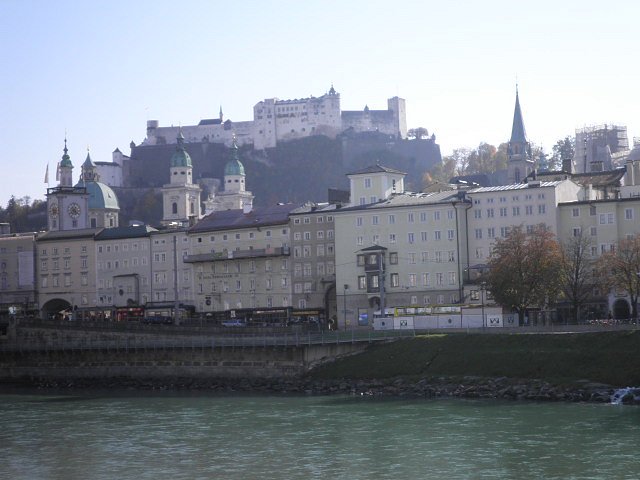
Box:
574, 124, 629, 173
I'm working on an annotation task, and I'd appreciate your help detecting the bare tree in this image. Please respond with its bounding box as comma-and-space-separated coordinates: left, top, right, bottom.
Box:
559, 232, 594, 323
598, 234, 640, 321
485, 225, 563, 325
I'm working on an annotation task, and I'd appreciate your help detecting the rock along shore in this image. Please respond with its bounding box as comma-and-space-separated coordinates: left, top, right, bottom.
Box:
3, 375, 639, 405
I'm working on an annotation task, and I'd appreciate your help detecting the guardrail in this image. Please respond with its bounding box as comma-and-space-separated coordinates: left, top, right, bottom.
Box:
0, 328, 416, 353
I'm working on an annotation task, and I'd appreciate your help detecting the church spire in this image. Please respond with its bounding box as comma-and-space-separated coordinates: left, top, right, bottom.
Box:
510, 85, 527, 144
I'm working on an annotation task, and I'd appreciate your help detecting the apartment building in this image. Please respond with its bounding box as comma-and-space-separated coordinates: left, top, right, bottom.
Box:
186, 204, 298, 324
334, 166, 470, 329
289, 203, 337, 326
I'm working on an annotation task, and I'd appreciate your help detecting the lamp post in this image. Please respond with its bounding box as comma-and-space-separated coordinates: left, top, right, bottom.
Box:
343, 284, 349, 331
480, 281, 486, 330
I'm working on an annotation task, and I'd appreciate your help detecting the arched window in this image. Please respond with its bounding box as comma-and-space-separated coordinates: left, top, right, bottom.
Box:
172, 202, 178, 214
190, 202, 194, 215
514, 167, 521, 183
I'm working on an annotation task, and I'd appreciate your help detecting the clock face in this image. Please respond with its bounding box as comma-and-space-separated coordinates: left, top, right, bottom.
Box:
68, 202, 81, 219
49, 203, 59, 217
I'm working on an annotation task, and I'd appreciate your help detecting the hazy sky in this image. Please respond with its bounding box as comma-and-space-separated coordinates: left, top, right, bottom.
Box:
1, 0, 638, 206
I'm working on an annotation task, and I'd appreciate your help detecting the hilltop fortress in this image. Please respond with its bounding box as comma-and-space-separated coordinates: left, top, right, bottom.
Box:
142, 86, 407, 149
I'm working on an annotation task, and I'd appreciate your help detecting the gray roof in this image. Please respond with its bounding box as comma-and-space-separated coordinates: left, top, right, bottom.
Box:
37, 228, 102, 242
189, 203, 302, 234
336, 191, 466, 213
347, 164, 406, 176
469, 181, 564, 193
95, 224, 157, 241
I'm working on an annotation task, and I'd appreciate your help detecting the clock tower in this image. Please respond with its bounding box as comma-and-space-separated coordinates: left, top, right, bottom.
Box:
46, 139, 90, 232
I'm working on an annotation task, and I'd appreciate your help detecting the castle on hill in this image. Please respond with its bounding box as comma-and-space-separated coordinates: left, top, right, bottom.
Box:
141, 85, 407, 149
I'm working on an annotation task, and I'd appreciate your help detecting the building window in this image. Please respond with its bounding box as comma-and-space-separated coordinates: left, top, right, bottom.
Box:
389, 252, 398, 264
388, 214, 395, 224
390, 273, 399, 287
408, 233, 415, 244
358, 276, 366, 290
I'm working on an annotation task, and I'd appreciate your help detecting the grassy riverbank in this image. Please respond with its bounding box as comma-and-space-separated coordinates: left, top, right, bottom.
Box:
308, 330, 640, 387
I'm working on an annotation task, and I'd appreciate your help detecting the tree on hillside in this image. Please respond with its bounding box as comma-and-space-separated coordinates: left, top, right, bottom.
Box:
559, 232, 594, 323
407, 127, 429, 140
597, 234, 640, 321
428, 148, 470, 184
551, 136, 575, 172
485, 225, 563, 325
467, 142, 497, 175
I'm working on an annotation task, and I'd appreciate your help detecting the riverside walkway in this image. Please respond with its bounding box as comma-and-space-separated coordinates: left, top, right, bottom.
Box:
1, 319, 637, 353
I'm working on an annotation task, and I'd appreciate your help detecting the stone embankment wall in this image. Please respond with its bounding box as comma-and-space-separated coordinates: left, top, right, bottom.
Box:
1, 323, 368, 380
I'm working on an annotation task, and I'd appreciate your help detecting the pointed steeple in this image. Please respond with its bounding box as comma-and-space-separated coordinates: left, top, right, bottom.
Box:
219, 105, 223, 122
171, 128, 192, 168
510, 85, 527, 143
80, 148, 99, 183
58, 137, 74, 187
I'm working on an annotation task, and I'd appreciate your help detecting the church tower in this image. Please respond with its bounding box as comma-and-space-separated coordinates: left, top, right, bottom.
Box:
162, 130, 202, 226
507, 87, 535, 184
46, 139, 90, 231
203, 137, 254, 214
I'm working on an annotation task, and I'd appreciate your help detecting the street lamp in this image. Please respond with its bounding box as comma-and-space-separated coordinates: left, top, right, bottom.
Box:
343, 284, 349, 331
480, 281, 486, 330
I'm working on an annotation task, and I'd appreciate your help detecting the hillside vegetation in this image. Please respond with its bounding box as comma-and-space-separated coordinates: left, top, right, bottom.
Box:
308, 331, 640, 386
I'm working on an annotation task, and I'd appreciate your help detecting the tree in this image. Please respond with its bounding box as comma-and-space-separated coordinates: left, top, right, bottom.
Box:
407, 127, 429, 140
485, 225, 563, 325
428, 148, 470, 183
550, 136, 575, 172
597, 234, 640, 321
559, 232, 594, 323
467, 142, 497, 175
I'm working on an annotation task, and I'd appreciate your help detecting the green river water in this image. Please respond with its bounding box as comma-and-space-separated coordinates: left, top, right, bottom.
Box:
1, 392, 639, 479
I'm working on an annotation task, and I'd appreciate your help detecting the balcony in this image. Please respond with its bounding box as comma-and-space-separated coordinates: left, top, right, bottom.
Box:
185, 246, 290, 263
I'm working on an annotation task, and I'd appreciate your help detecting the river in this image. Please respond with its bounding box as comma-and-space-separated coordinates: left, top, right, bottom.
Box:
1, 391, 639, 479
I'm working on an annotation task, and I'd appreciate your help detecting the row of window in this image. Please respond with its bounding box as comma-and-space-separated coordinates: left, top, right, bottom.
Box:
355, 211, 455, 226
40, 273, 88, 288
292, 215, 334, 225
473, 205, 546, 219
473, 193, 544, 204
294, 262, 335, 277
200, 229, 289, 243
293, 230, 335, 241
41, 257, 88, 271
41, 246, 86, 256
357, 271, 457, 290
198, 276, 290, 293
292, 244, 335, 258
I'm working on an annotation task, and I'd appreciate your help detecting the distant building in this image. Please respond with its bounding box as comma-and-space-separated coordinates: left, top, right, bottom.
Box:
0, 232, 38, 317
203, 138, 254, 214
46, 140, 120, 232
141, 85, 407, 150
573, 124, 629, 174
161, 131, 202, 227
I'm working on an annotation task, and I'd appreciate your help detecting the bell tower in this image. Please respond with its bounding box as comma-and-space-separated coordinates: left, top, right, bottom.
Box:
507, 86, 535, 184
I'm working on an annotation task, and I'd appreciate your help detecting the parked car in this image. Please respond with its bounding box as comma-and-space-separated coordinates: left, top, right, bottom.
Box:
221, 319, 246, 327
143, 316, 173, 325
